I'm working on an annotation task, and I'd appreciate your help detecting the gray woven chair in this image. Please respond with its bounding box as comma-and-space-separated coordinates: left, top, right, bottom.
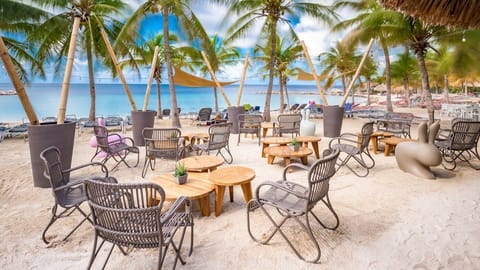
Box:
328, 122, 375, 177
435, 119, 480, 170
39, 146, 117, 245
237, 114, 263, 146
84, 180, 192, 270
275, 113, 302, 137
91, 125, 139, 171
191, 122, 233, 164
142, 128, 185, 178
247, 149, 340, 263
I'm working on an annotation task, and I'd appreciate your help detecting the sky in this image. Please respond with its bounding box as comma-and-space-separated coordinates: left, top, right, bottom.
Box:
0, 0, 371, 85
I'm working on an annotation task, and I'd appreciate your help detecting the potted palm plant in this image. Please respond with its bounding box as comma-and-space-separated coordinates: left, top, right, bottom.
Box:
290, 138, 300, 151
173, 162, 188, 185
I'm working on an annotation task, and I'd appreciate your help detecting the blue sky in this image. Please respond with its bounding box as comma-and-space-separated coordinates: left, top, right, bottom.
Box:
1, 0, 370, 85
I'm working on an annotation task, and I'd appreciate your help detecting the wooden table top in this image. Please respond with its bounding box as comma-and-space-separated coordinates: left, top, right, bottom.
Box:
380, 136, 415, 145
151, 172, 214, 201
262, 136, 291, 144
371, 131, 394, 137
264, 146, 313, 158
178, 155, 224, 172
295, 136, 321, 143
208, 166, 256, 186
261, 122, 278, 129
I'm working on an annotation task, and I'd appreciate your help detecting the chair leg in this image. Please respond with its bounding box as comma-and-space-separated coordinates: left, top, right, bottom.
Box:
311, 194, 340, 230
42, 204, 91, 245
237, 133, 241, 146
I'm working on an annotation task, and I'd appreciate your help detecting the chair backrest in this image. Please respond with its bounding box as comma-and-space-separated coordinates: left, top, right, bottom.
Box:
358, 122, 375, 150
84, 180, 165, 248
162, 109, 171, 117
40, 146, 68, 193
143, 128, 182, 159
198, 108, 212, 121
207, 123, 231, 151
306, 149, 340, 207
238, 114, 263, 132
448, 120, 480, 151
93, 125, 111, 152
277, 113, 302, 134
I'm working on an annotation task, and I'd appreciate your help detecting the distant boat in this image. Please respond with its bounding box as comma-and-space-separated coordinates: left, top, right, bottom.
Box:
0, 90, 16, 95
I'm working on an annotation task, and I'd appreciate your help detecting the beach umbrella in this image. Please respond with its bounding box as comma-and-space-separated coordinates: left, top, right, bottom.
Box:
378, 0, 480, 29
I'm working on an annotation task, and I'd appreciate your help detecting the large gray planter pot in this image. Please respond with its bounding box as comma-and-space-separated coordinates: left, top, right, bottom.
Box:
131, 110, 156, 146
227, 106, 245, 134
323, 105, 344, 138
28, 121, 76, 188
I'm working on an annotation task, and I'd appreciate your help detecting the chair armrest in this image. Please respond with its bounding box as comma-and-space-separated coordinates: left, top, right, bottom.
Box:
328, 134, 358, 149
255, 181, 308, 201
282, 163, 310, 180
63, 162, 109, 177
161, 196, 191, 224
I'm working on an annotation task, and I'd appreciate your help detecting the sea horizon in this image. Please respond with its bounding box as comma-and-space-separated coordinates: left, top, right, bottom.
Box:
0, 82, 360, 122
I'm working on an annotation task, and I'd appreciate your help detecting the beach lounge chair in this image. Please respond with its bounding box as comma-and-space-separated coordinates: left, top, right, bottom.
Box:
91, 125, 139, 171
191, 122, 233, 164
288, 103, 299, 112
275, 113, 302, 137
192, 107, 212, 126
39, 146, 116, 245
84, 180, 192, 269
435, 119, 480, 170
246, 149, 340, 263
141, 128, 186, 178
5, 123, 28, 141
237, 114, 263, 146
294, 103, 307, 112
329, 122, 375, 177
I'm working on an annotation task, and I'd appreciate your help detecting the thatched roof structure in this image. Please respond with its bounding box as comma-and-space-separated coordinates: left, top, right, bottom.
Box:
378, 0, 480, 29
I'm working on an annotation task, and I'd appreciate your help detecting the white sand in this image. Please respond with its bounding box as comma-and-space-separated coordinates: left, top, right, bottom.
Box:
1, 112, 479, 269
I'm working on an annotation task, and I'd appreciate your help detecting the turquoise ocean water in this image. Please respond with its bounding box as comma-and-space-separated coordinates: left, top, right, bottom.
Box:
0, 83, 361, 122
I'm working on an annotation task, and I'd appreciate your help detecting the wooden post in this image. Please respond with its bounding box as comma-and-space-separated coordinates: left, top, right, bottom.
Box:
99, 26, 138, 111
339, 38, 375, 107
236, 53, 249, 106
142, 46, 159, 111
301, 40, 329, 106
0, 37, 39, 125
201, 51, 232, 107
57, 16, 81, 124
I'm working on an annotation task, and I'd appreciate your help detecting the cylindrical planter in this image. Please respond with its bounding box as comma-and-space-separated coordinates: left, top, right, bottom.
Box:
131, 110, 156, 146
227, 106, 245, 134
28, 121, 76, 188
323, 105, 344, 138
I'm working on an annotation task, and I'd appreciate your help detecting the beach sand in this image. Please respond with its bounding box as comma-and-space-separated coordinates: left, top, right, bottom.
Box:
1, 109, 479, 269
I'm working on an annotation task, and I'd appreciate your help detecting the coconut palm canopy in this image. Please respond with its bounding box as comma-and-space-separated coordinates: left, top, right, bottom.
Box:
378, 0, 480, 29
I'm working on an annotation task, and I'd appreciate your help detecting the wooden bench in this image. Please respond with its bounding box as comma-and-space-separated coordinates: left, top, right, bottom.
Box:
379, 137, 415, 156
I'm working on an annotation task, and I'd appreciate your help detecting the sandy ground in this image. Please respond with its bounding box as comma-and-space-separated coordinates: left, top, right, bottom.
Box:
1, 108, 479, 270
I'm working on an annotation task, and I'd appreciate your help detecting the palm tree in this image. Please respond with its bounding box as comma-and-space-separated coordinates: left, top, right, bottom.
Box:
318, 40, 357, 94
390, 47, 418, 107
223, 0, 338, 121
334, 0, 406, 113
192, 34, 240, 113
31, 0, 129, 122
120, 0, 214, 128
358, 53, 378, 105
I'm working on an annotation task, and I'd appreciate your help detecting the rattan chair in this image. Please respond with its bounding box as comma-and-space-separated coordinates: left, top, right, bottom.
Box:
39, 146, 117, 245
275, 113, 302, 137
191, 122, 233, 164
435, 119, 480, 170
91, 125, 139, 171
246, 149, 340, 263
84, 180, 192, 270
237, 114, 263, 146
142, 128, 185, 177
328, 122, 375, 177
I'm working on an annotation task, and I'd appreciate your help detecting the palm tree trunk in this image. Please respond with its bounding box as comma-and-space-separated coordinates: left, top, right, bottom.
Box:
284, 78, 291, 110
443, 74, 449, 103
58, 16, 81, 124
163, 8, 181, 127
366, 79, 371, 105
213, 86, 219, 113
381, 41, 393, 112
0, 37, 39, 125
86, 38, 96, 121
278, 72, 284, 113
404, 77, 411, 107
263, 23, 277, 122
155, 77, 162, 119
416, 51, 434, 123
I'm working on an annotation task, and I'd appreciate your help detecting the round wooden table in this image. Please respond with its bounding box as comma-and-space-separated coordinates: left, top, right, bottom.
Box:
208, 166, 256, 217
151, 172, 214, 216
263, 146, 313, 171
261, 137, 291, 157
182, 132, 209, 144
261, 122, 281, 137
295, 136, 321, 159
179, 155, 224, 172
